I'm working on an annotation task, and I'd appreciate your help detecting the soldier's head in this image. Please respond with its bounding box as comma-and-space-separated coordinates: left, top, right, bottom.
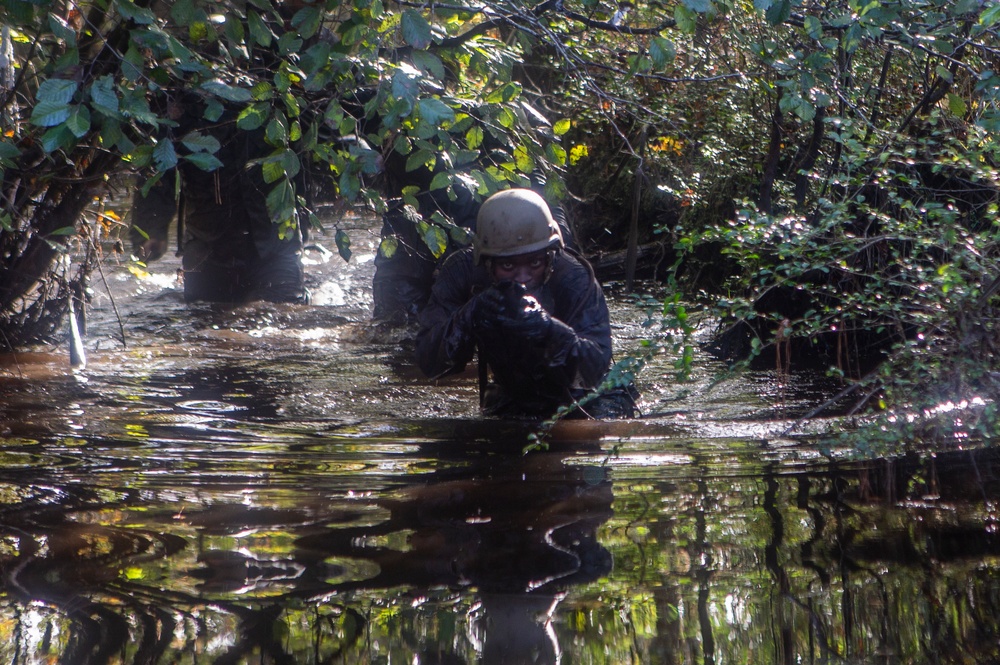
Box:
473, 189, 563, 290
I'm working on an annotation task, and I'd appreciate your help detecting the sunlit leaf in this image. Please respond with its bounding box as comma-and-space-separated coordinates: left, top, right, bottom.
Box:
422, 223, 448, 258
553, 118, 572, 136
417, 98, 455, 125
336, 229, 352, 261
401, 9, 432, 49
429, 171, 451, 191
466, 125, 484, 150
514, 145, 534, 173
412, 50, 445, 81
237, 103, 269, 130
378, 236, 398, 259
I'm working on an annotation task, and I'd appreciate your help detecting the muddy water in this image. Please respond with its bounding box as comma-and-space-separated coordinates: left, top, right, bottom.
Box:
0, 227, 998, 664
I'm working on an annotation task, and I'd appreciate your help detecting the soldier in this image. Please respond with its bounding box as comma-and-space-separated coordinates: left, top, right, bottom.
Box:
130, 120, 308, 304
416, 188, 636, 418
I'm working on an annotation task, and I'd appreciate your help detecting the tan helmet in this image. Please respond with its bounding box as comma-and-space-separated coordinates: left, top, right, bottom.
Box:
473, 189, 564, 263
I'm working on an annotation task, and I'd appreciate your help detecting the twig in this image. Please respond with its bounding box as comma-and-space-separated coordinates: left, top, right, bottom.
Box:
83, 224, 128, 350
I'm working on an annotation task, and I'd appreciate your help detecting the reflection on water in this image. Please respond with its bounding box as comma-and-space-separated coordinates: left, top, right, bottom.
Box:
0, 234, 998, 663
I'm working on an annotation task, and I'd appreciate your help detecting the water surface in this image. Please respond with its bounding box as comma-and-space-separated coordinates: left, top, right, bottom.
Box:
0, 229, 997, 664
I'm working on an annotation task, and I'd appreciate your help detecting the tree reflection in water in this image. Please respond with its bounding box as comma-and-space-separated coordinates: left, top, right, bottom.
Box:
0, 392, 999, 662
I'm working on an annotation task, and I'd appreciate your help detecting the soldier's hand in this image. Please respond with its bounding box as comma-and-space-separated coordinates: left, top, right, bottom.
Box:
498, 295, 552, 341
472, 287, 506, 331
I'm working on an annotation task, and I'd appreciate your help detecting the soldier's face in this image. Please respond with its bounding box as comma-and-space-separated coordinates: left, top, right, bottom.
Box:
491, 250, 549, 290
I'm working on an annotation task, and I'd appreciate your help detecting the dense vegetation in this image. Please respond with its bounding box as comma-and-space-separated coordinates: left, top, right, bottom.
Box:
2, 0, 1000, 432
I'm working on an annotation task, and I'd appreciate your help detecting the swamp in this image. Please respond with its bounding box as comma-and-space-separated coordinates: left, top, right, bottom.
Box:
1, 238, 998, 664
4, 0, 1000, 662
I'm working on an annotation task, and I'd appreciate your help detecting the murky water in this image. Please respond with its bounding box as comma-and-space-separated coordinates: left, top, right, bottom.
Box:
1, 225, 998, 664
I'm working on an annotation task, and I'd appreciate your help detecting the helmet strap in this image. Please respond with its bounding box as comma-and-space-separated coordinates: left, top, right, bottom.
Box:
544, 248, 558, 284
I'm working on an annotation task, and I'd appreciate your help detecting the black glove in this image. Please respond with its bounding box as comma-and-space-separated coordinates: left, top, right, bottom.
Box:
497, 294, 552, 342
472, 286, 507, 332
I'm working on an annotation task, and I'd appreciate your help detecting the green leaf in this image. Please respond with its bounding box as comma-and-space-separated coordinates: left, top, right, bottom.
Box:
41, 125, 75, 153
339, 170, 360, 200
153, 140, 178, 170
429, 171, 451, 191
983, 2, 1000, 27
127, 144, 154, 169
183, 152, 224, 171
411, 50, 445, 81
674, 3, 698, 35
170, 0, 195, 26
261, 156, 285, 184
277, 32, 303, 56
514, 145, 534, 173
401, 9, 432, 49
31, 100, 72, 127
89, 76, 120, 117
203, 99, 225, 122
266, 114, 289, 145
417, 98, 455, 125
335, 229, 352, 261
406, 148, 435, 173
486, 82, 521, 104
266, 179, 295, 223
120, 87, 159, 125
115, 0, 156, 25
683, 0, 712, 12
378, 236, 398, 259
935, 65, 954, 83
181, 131, 221, 153
200, 80, 253, 102
48, 13, 77, 47
280, 149, 300, 179
391, 69, 420, 110
765, 0, 792, 24
649, 37, 676, 70
466, 125, 484, 149
248, 10, 272, 47
225, 14, 246, 45
947, 93, 968, 117
422, 224, 448, 258
546, 143, 567, 166
37, 79, 78, 105
237, 103, 269, 130
553, 118, 571, 136
803, 15, 823, 40
65, 105, 91, 138
0, 142, 20, 168
291, 6, 321, 39
123, 44, 144, 82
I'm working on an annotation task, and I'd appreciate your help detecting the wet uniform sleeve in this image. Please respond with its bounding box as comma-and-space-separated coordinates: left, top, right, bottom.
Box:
415, 251, 478, 379
541, 260, 612, 390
